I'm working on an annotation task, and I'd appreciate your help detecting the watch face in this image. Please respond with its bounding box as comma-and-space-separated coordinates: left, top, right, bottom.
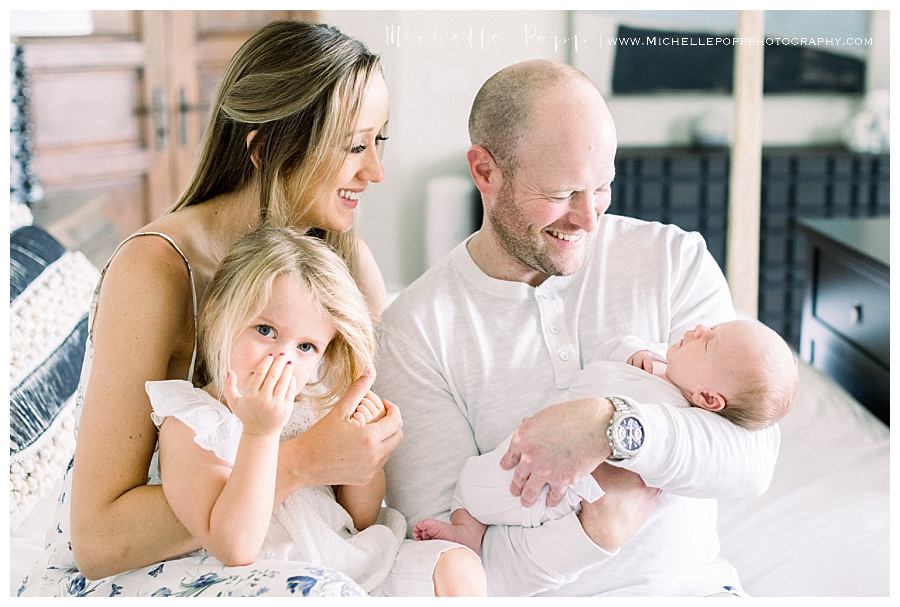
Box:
616, 416, 644, 451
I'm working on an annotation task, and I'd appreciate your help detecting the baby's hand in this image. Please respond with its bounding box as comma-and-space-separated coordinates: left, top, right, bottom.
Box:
225, 354, 297, 437
627, 350, 668, 376
350, 390, 387, 426
627, 350, 658, 373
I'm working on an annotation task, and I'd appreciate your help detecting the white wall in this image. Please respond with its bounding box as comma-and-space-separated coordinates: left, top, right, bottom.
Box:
305, 11, 889, 290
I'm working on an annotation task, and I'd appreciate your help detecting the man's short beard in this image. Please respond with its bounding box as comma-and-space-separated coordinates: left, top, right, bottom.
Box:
488, 179, 587, 278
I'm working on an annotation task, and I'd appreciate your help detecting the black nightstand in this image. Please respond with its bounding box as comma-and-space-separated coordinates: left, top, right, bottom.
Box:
798, 218, 890, 425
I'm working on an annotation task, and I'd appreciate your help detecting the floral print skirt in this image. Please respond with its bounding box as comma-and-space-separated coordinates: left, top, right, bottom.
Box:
18, 551, 364, 597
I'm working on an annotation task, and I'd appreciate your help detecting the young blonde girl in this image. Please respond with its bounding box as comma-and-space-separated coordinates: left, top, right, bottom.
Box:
146, 226, 485, 596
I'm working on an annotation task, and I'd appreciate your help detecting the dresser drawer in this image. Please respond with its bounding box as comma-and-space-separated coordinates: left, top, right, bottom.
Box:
803, 318, 890, 425
813, 250, 889, 366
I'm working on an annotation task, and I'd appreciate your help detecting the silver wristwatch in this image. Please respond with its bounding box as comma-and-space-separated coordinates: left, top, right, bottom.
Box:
606, 395, 645, 461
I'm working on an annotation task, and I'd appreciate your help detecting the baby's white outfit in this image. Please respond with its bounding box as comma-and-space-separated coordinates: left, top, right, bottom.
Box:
146, 380, 463, 596
451, 336, 670, 527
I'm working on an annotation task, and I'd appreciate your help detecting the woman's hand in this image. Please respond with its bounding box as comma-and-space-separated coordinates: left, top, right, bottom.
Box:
279, 370, 403, 493
225, 353, 296, 437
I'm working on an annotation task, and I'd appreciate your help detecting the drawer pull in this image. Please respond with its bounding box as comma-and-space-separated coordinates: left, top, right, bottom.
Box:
849, 303, 863, 325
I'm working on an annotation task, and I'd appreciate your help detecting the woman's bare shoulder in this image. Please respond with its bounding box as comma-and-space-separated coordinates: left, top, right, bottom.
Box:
92, 232, 197, 345
104, 234, 193, 296
354, 236, 387, 318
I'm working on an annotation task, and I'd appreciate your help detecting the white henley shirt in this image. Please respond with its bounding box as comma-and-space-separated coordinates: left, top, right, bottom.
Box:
375, 214, 780, 596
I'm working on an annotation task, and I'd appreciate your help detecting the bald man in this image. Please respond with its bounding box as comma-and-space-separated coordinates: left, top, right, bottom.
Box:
375, 60, 780, 596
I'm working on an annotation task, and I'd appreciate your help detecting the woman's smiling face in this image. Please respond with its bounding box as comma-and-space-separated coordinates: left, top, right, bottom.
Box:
306, 72, 390, 233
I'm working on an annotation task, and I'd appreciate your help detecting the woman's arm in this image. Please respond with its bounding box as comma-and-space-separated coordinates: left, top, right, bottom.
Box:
273, 372, 404, 505
332, 391, 389, 530
353, 237, 387, 320
334, 469, 385, 531
70, 237, 201, 579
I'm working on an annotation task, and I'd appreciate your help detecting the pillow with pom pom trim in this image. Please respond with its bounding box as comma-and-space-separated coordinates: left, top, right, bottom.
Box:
10, 201, 98, 526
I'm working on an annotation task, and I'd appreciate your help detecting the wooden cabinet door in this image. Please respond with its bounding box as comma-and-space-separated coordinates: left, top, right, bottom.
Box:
23, 10, 170, 266
21, 10, 316, 267
167, 11, 316, 196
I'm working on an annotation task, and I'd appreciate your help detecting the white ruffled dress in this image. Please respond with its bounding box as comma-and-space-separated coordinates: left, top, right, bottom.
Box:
146, 379, 463, 596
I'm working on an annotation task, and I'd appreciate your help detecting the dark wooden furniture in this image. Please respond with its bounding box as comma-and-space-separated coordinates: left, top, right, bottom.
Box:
612, 147, 889, 350
798, 218, 889, 425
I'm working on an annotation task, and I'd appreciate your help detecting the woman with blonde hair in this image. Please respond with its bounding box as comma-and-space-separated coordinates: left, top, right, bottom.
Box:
21, 20, 410, 597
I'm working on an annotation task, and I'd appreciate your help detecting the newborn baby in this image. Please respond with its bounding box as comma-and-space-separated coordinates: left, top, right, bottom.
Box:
414, 319, 798, 554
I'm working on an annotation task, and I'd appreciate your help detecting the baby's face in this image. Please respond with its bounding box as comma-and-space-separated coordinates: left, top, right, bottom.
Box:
665, 320, 768, 398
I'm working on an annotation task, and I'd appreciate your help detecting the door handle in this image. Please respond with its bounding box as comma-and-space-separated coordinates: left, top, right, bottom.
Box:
177, 87, 209, 146
151, 87, 168, 151
177, 87, 189, 145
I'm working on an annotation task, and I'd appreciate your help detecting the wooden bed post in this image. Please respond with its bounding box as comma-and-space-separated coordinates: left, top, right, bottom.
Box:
726, 10, 764, 318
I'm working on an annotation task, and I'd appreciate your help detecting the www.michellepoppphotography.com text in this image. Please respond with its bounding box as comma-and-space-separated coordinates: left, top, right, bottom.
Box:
385, 24, 873, 53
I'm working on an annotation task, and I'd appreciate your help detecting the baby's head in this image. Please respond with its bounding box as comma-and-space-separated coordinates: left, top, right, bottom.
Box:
665, 319, 798, 430
199, 226, 375, 406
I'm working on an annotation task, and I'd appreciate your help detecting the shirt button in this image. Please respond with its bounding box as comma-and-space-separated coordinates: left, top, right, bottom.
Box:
559, 351, 569, 361
549, 325, 560, 335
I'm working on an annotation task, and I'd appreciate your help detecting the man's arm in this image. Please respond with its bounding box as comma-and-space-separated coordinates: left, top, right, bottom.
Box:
502, 231, 778, 502
376, 327, 619, 596
614, 402, 780, 497
629, 230, 778, 496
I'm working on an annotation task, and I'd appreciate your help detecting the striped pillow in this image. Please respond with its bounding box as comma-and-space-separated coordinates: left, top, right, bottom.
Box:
9, 206, 98, 526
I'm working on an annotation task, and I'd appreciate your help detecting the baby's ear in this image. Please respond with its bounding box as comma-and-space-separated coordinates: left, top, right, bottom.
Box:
691, 391, 726, 412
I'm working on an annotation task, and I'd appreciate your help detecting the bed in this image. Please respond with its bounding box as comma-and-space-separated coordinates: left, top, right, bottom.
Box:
9, 334, 890, 595
717, 360, 890, 596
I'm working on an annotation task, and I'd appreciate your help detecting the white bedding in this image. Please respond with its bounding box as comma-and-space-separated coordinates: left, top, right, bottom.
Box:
718, 362, 890, 596
9, 361, 890, 596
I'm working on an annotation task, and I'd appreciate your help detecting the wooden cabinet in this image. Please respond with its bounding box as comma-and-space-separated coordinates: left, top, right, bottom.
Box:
798, 218, 889, 425
612, 147, 889, 350
17, 10, 316, 267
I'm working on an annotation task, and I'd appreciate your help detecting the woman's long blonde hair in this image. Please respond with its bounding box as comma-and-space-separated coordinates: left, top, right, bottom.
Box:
171, 20, 382, 273
199, 226, 375, 408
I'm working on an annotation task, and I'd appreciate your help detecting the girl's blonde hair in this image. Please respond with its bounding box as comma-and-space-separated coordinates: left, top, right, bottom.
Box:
171, 20, 382, 274
199, 226, 375, 408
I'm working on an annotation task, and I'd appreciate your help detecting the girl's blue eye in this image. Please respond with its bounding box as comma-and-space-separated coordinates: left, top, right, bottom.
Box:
297, 342, 315, 353
256, 325, 274, 337
350, 144, 367, 154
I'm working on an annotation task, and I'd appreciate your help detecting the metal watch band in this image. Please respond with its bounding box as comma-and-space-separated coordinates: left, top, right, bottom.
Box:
607, 395, 634, 414
606, 395, 643, 461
